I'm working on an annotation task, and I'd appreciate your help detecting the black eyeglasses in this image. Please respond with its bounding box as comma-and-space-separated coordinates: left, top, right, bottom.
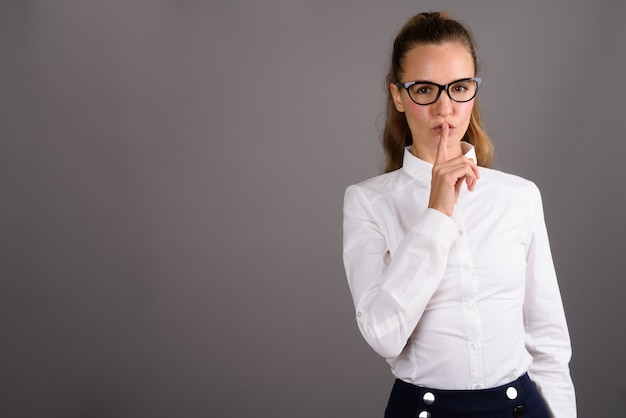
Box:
396, 77, 481, 105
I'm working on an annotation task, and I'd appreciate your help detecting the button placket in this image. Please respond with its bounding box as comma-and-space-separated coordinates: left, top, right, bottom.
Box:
454, 205, 484, 389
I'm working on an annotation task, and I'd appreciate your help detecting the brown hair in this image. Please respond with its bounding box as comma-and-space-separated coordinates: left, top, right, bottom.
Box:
383, 11, 494, 172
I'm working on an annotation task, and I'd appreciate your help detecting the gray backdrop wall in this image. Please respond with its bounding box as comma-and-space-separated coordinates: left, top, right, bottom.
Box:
2, 1, 625, 417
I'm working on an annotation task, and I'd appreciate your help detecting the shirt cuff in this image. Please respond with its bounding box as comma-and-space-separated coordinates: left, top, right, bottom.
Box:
410, 207, 460, 247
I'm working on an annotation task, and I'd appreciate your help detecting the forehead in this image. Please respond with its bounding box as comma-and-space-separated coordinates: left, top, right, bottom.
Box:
401, 42, 475, 83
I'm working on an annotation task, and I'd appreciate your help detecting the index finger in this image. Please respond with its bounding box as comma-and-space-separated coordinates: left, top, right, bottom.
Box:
435, 122, 449, 164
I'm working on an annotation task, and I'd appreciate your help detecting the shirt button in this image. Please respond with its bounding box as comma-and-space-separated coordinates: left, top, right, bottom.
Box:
475, 384, 483, 389
471, 342, 480, 350
356, 312, 362, 318
465, 300, 475, 309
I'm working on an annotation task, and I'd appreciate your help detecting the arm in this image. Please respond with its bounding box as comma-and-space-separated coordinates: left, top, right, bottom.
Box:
523, 184, 577, 417
342, 184, 459, 359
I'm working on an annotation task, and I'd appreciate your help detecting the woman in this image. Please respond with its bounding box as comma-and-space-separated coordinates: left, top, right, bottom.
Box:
342, 12, 576, 418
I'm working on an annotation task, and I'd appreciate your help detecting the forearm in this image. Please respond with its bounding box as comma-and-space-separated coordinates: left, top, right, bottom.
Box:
344, 198, 459, 358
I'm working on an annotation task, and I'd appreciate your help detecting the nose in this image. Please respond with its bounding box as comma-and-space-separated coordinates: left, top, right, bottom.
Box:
433, 90, 453, 116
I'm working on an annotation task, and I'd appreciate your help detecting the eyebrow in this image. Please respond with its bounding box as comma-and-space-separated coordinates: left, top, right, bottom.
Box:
401, 77, 476, 85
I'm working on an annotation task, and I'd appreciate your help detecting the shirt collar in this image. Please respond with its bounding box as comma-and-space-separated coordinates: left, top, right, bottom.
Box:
402, 142, 477, 183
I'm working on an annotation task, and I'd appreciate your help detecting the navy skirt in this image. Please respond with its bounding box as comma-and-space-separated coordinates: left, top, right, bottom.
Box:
384, 373, 550, 418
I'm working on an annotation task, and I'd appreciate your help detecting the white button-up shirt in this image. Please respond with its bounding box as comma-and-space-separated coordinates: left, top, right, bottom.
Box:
343, 145, 576, 417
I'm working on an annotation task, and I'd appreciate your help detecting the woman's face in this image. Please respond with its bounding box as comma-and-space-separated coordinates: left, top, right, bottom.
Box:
390, 42, 476, 163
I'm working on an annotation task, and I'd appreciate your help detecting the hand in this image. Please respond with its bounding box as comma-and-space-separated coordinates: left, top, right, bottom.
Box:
428, 123, 480, 217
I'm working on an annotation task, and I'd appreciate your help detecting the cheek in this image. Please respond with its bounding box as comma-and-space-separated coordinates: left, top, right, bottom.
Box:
405, 102, 431, 123
458, 102, 474, 121
451, 102, 474, 134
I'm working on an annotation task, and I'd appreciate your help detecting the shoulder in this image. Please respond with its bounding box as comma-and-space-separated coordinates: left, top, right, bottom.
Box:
344, 168, 420, 205
480, 166, 541, 202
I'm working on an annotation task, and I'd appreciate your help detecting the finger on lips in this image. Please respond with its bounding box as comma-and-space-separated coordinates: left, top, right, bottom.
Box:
433, 122, 479, 192
436, 122, 449, 164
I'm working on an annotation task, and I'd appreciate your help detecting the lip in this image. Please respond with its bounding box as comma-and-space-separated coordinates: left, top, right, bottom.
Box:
433, 123, 455, 135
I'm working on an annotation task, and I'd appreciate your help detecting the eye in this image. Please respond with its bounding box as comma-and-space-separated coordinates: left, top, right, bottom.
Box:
410, 83, 435, 95
452, 83, 469, 92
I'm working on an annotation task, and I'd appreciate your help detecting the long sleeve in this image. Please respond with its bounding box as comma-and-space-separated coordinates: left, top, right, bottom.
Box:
342, 184, 459, 359
523, 184, 577, 417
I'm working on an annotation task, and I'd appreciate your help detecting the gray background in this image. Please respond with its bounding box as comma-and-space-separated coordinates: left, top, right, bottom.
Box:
1, 1, 624, 417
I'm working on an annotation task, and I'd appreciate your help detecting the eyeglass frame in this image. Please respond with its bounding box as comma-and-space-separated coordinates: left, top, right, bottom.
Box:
396, 77, 482, 106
